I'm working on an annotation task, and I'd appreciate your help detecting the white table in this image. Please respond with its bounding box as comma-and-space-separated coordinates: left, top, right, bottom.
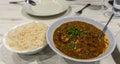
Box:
0, 0, 120, 64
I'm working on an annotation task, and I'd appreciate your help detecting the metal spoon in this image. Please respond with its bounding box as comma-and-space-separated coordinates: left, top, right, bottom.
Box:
9, 0, 36, 6
25, 0, 36, 6
98, 13, 114, 39
76, 4, 91, 15
9, 1, 24, 4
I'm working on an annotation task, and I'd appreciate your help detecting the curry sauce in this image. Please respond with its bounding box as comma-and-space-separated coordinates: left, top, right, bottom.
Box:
53, 21, 109, 59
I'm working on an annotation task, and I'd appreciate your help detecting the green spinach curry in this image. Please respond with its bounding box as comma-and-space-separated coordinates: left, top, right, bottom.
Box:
53, 21, 109, 59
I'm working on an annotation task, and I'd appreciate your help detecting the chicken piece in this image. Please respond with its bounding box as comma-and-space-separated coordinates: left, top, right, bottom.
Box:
75, 39, 80, 44
75, 48, 81, 53
60, 34, 69, 43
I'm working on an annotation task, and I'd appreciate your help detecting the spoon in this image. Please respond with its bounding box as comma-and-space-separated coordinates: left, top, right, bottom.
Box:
9, 0, 36, 6
76, 4, 91, 15
108, 0, 113, 6
9, 1, 24, 4
98, 13, 114, 39
25, 0, 36, 6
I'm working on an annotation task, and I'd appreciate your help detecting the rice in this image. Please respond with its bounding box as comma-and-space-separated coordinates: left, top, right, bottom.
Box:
6, 22, 48, 51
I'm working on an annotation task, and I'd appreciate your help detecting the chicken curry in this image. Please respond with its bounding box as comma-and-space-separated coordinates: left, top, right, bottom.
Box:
53, 21, 109, 59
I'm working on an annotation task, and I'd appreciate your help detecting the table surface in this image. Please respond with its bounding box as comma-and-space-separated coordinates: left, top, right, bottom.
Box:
0, 0, 120, 64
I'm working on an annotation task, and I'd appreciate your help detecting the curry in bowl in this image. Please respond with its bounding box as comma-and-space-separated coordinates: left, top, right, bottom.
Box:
53, 21, 109, 59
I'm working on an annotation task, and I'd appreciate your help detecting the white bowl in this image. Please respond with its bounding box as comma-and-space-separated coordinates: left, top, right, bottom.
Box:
3, 22, 47, 54
46, 16, 116, 62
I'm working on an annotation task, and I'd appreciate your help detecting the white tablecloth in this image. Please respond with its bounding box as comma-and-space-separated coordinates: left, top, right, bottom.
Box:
0, 0, 120, 64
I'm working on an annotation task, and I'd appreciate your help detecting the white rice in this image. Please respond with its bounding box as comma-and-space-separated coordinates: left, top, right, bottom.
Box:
6, 22, 48, 51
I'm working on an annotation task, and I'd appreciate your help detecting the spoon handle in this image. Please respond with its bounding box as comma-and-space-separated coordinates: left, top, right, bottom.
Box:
77, 4, 91, 13
9, 1, 24, 4
98, 13, 114, 39
103, 13, 114, 31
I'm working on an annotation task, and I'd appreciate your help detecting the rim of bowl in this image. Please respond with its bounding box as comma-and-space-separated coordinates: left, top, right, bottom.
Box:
46, 16, 116, 62
3, 22, 48, 54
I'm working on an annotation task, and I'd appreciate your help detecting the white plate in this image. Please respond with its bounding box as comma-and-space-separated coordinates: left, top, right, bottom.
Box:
116, 31, 120, 52
23, 0, 69, 16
